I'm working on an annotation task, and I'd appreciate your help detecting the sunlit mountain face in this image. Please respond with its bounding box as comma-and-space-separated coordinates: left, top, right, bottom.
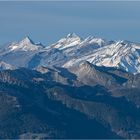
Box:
0, 35, 140, 139
1, 34, 140, 74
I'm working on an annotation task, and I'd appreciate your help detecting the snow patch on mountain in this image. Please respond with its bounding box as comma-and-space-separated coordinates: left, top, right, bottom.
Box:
0, 61, 15, 70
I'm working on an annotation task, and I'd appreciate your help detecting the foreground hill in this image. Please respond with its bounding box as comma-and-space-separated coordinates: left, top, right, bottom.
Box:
0, 65, 140, 139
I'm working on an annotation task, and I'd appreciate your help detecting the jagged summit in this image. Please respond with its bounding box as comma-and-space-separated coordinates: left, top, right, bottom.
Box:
50, 33, 82, 50
20, 36, 35, 45
65, 33, 81, 41
83, 36, 109, 46
66, 33, 80, 38
8, 36, 43, 51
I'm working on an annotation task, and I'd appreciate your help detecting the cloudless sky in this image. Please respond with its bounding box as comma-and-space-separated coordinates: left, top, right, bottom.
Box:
0, 1, 140, 45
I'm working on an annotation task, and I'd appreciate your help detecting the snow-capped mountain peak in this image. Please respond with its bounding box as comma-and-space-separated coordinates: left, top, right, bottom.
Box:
50, 33, 82, 50
19, 36, 34, 46
83, 36, 109, 46
66, 33, 80, 38
8, 36, 43, 51
62, 33, 81, 43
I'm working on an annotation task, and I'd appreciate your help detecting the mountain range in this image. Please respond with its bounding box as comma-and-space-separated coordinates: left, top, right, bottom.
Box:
0, 33, 140, 139
1, 33, 140, 73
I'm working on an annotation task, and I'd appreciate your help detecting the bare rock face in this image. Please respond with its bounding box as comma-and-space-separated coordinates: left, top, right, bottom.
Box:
68, 61, 120, 88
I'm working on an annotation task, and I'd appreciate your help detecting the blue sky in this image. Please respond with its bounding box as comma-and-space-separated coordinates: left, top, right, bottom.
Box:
0, 1, 140, 45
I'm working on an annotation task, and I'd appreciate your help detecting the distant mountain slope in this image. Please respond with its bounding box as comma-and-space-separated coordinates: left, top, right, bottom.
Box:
0, 66, 140, 139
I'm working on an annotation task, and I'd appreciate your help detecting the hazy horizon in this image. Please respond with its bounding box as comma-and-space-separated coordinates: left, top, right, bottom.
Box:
1, 1, 140, 45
